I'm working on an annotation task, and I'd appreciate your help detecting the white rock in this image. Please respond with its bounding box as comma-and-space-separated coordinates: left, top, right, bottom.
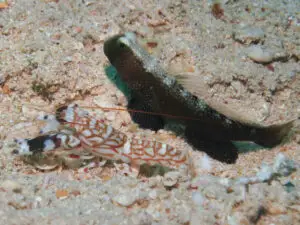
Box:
273, 153, 295, 176
1, 180, 22, 193
200, 154, 212, 171
235, 177, 251, 185
233, 26, 265, 44
148, 189, 157, 199
247, 46, 274, 63
219, 178, 232, 187
112, 193, 137, 207
192, 192, 206, 206
33, 196, 42, 208
148, 176, 162, 188
256, 163, 273, 182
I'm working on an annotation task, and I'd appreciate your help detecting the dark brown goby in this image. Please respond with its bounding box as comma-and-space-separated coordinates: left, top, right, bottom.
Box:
103, 33, 294, 163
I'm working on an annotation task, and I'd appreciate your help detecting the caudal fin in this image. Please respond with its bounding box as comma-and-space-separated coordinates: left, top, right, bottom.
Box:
254, 120, 295, 148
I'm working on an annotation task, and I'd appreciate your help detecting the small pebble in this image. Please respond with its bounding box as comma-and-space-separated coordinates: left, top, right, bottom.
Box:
273, 153, 296, 176
267, 202, 287, 215
288, 15, 300, 32
148, 189, 157, 199
288, 205, 300, 213
228, 212, 250, 225
1, 180, 22, 193
219, 177, 232, 187
163, 171, 181, 187
233, 25, 265, 44
247, 46, 274, 63
56, 189, 69, 199
203, 184, 227, 200
200, 154, 212, 171
112, 193, 137, 207
192, 192, 206, 206
63, 156, 83, 169
70, 190, 81, 197
148, 176, 162, 188
283, 181, 295, 193
256, 163, 273, 182
93, 95, 117, 108
8, 201, 29, 210
33, 196, 42, 208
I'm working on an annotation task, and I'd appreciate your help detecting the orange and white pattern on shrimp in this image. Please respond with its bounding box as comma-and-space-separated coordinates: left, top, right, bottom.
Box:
55, 104, 189, 169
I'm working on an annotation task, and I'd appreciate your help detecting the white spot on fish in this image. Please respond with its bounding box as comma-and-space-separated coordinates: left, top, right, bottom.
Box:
44, 139, 56, 151
16, 139, 31, 155
169, 148, 177, 155
57, 134, 67, 146
68, 136, 81, 147
158, 143, 167, 155
123, 141, 131, 154
39, 116, 60, 134
82, 129, 92, 137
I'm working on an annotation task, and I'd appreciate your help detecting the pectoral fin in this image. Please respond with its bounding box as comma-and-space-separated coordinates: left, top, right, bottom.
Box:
127, 96, 165, 131
184, 128, 238, 163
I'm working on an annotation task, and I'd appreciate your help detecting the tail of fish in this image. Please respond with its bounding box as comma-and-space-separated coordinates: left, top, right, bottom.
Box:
253, 120, 295, 147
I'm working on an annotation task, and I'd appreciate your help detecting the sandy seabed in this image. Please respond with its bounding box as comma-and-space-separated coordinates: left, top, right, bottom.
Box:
0, 0, 299, 224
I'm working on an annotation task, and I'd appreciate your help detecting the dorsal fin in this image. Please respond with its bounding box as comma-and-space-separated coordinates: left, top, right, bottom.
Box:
176, 72, 296, 127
